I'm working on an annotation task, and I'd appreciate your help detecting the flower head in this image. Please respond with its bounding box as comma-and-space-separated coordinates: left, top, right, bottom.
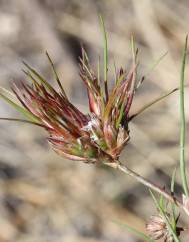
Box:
146, 214, 182, 242
0, 42, 138, 163
146, 215, 172, 241
79, 48, 137, 159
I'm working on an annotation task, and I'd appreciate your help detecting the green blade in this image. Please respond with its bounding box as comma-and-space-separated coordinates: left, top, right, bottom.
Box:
145, 51, 168, 77
129, 85, 189, 121
46, 51, 67, 98
99, 15, 108, 101
179, 35, 189, 198
23, 61, 56, 94
170, 167, 177, 228
0, 91, 39, 122
113, 220, 154, 242
0, 117, 44, 127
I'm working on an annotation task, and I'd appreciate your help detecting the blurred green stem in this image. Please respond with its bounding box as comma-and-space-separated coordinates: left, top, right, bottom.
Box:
179, 35, 189, 198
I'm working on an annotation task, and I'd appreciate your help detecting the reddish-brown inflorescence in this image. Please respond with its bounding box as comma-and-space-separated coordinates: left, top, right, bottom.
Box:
79, 48, 137, 160
0, 47, 137, 164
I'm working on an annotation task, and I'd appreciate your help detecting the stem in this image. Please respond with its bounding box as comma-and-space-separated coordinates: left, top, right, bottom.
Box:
105, 161, 183, 209
179, 35, 189, 198
99, 15, 108, 102
129, 84, 189, 121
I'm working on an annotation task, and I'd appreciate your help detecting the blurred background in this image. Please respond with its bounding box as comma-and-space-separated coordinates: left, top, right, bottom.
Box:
0, 0, 189, 241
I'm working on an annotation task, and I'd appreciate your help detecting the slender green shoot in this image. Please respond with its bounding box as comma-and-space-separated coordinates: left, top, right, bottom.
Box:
136, 51, 168, 89
23, 61, 56, 94
113, 220, 155, 242
45, 51, 67, 98
129, 85, 189, 121
159, 193, 165, 211
0, 117, 45, 127
150, 190, 180, 242
113, 60, 117, 85
0, 91, 39, 122
170, 168, 177, 229
97, 55, 101, 85
145, 51, 168, 77
179, 35, 189, 198
116, 94, 128, 129
99, 15, 108, 101
131, 36, 137, 63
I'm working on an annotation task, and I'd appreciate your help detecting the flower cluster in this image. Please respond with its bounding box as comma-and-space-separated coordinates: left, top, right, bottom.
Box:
146, 214, 183, 242
146, 215, 174, 241
0, 47, 137, 164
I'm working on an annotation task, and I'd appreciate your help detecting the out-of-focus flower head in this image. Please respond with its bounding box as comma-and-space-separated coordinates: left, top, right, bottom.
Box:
146, 213, 183, 242
0, 21, 138, 164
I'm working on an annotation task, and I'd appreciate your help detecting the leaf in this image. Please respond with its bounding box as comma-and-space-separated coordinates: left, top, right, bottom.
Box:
171, 168, 177, 194
179, 35, 189, 198
170, 168, 177, 228
46, 51, 67, 98
131, 36, 137, 63
159, 193, 165, 211
0, 117, 47, 128
113, 220, 155, 242
99, 15, 108, 101
144, 51, 168, 77
23, 61, 56, 95
0, 90, 39, 122
136, 51, 168, 90
129, 85, 189, 121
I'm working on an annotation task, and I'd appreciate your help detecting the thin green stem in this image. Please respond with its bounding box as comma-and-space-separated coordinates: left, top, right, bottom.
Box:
129, 85, 189, 121
179, 35, 189, 198
99, 15, 108, 101
105, 162, 183, 210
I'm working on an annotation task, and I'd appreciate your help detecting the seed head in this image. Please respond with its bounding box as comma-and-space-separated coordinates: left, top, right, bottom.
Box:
0, 46, 138, 164
146, 214, 181, 242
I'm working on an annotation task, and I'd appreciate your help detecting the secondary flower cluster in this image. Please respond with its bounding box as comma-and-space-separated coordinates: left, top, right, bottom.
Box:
146, 213, 183, 242
4, 49, 137, 164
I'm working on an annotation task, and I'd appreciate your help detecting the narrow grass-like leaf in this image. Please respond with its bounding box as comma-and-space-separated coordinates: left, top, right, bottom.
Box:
0, 91, 39, 122
97, 55, 105, 112
97, 56, 100, 85
0, 87, 18, 101
23, 70, 42, 90
46, 51, 67, 98
113, 60, 117, 85
171, 167, 177, 229
129, 85, 188, 121
0, 117, 47, 128
113, 220, 155, 242
145, 51, 168, 77
131, 36, 137, 63
23, 61, 56, 94
179, 35, 189, 198
171, 168, 177, 194
99, 15, 108, 101
136, 51, 168, 90
150, 190, 180, 242
116, 99, 126, 129
159, 193, 165, 211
